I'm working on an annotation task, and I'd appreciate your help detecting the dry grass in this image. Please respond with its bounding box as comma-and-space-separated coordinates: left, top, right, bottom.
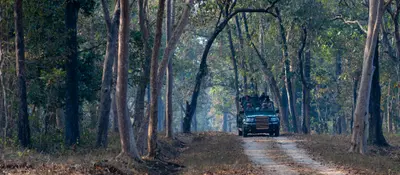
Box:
0, 132, 184, 175
294, 134, 400, 175
175, 132, 263, 175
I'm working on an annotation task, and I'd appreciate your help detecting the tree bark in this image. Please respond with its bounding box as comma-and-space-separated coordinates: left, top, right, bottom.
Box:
368, 39, 389, 146
165, 0, 175, 138
298, 27, 309, 134
234, 15, 248, 95
386, 81, 392, 133
15, 0, 30, 147
0, 45, 7, 142
64, 0, 80, 146
147, 0, 166, 159
133, 0, 151, 155
275, 8, 298, 133
350, 0, 384, 154
97, 0, 120, 147
223, 112, 228, 132
227, 25, 240, 117
116, 0, 141, 161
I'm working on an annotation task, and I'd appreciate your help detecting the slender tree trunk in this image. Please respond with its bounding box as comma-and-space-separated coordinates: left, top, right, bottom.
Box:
275, 8, 298, 133
234, 16, 248, 95
64, 0, 80, 146
227, 25, 240, 116
0, 40, 6, 141
223, 112, 228, 132
192, 112, 197, 132
298, 27, 310, 134
116, 0, 140, 161
147, 0, 166, 159
97, 0, 120, 148
281, 87, 290, 131
157, 94, 165, 131
15, 0, 30, 147
134, 0, 151, 155
0, 43, 3, 138
350, 0, 384, 154
368, 39, 389, 146
165, 0, 175, 138
351, 72, 360, 133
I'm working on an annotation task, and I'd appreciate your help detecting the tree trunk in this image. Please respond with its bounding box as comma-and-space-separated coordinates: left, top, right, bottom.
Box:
15, 0, 30, 147
281, 87, 290, 132
223, 112, 228, 132
227, 25, 240, 116
0, 48, 7, 142
351, 72, 360, 133
157, 95, 164, 131
111, 94, 118, 132
147, 0, 166, 159
116, 0, 140, 161
192, 112, 197, 132
368, 39, 389, 146
165, 0, 175, 138
298, 27, 310, 134
64, 0, 80, 146
234, 16, 248, 95
0, 40, 5, 140
275, 8, 298, 133
97, 0, 120, 148
350, 0, 384, 154
133, 0, 151, 155
0, 44, 2, 138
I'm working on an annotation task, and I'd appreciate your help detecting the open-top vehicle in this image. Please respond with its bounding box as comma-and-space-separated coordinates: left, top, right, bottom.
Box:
237, 95, 280, 137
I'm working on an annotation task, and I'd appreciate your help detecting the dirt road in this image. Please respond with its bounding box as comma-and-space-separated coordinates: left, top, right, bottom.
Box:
243, 135, 346, 175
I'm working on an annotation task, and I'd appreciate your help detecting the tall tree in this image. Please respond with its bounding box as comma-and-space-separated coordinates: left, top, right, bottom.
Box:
64, 0, 80, 146
350, 0, 384, 154
96, 0, 120, 148
15, 0, 30, 147
298, 27, 310, 134
133, 0, 151, 155
275, 7, 298, 133
165, 0, 175, 138
226, 24, 240, 116
234, 15, 248, 95
148, 0, 193, 158
147, 0, 166, 159
116, 0, 140, 160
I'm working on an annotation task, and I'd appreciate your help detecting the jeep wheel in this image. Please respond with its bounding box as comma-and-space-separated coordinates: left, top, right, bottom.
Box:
242, 126, 248, 137
274, 129, 280, 137
238, 129, 243, 136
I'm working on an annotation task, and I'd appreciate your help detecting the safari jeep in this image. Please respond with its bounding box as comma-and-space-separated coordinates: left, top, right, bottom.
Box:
237, 96, 280, 137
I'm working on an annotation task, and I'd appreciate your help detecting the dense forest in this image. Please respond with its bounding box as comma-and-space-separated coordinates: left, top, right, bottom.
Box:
0, 0, 400, 174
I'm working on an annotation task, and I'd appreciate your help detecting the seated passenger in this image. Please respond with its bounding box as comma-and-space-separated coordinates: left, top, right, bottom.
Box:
259, 92, 266, 102
261, 96, 274, 110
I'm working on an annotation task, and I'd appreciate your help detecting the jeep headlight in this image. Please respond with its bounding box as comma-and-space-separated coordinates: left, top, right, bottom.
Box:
270, 117, 279, 122
245, 118, 255, 123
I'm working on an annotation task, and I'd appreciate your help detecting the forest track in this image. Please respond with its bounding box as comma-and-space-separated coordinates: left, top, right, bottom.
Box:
242, 135, 346, 175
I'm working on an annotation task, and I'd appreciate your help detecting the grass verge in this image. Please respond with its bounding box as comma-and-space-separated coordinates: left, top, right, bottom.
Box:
294, 134, 400, 175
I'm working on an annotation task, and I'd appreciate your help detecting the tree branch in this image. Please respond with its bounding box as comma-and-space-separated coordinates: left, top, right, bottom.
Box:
334, 15, 367, 34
